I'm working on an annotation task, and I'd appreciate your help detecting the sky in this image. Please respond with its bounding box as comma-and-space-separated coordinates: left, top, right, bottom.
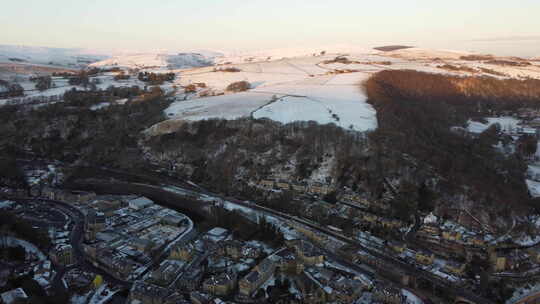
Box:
1, 0, 540, 56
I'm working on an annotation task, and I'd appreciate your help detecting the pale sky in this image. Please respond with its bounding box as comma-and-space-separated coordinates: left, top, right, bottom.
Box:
1, 0, 539, 56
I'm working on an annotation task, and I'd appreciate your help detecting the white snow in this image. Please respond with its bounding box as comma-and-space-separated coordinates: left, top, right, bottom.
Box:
423, 213, 438, 224
251, 75, 377, 131
385, 47, 471, 60
90, 102, 110, 111
528, 165, 540, 181
214, 45, 375, 65
515, 234, 540, 246
163, 54, 377, 132
90, 53, 214, 70
161, 47, 540, 133
0, 200, 14, 209
402, 289, 424, 304
70, 292, 92, 304
432, 269, 459, 282
165, 92, 274, 121
467, 117, 521, 134
527, 179, 540, 197
0, 44, 109, 67
88, 284, 118, 304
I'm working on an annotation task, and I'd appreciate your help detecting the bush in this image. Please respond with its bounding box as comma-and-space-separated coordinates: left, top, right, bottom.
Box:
0, 80, 24, 98
137, 72, 175, 85
68, 70, 90, 87
226, 81, 250, 92
114, 72, 131, 81
437, 64, 477, 73
184, 84, 197, 93
485, 59, 531, 67
323, 56, 353, 64
32, 76, 53, 91
478, 67, 507, 77
52, 71, 76, 77
460, 55, 494, 61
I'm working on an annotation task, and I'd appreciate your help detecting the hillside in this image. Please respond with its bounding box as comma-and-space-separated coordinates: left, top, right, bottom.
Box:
153, 47, 540, 136
384, 47, 471, 60
89, 52, 217, 70
0, 44, 109, 67
3, 46, 540, 237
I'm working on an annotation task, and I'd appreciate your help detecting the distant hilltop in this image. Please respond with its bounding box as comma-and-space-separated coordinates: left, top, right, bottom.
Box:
373, 45, 414, 52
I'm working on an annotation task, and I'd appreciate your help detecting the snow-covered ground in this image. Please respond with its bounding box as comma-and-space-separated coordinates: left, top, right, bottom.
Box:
165, 92, 274, 121
3, 236, 47, 261
4, 45, 540, 133
384, 47, 470, 60
87, 284, 118, 304
402, 289, 424, 304
467, 117, 521, 133
0, 44, 109, 67
527, 180, 540, 197
89, 53, 215, 70
213, 45, 375, 65
0, 200, 14, 209
164, 53, 378, 132
251, 74, 376, 131
515, 234, 540, 246
161, 47, 540, 133
528, 165, 540, 182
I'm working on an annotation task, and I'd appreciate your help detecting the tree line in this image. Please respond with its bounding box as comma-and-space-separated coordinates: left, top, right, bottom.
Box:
364, 70, 539, 216
137, 72, 175, 85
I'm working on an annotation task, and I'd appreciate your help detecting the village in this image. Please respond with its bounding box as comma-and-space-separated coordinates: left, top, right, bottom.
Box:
1, 182, 421, 304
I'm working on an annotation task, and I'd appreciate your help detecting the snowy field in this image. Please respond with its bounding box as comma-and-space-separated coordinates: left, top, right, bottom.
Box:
165, 92, 275, 120
251, 79, 377, 131
164, 53, 379, 132
3, 45, 540, 133
161, 48, 540, 133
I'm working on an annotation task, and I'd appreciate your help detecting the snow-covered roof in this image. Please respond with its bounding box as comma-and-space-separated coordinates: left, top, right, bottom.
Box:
207, 227, 228, 237
128, 197, 154, 209
423, 213, 438, 224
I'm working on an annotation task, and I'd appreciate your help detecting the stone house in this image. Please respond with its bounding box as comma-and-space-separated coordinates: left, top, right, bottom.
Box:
239, 258, 276, 296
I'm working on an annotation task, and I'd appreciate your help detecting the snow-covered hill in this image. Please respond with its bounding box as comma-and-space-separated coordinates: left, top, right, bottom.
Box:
3, 44, 540, 133
90, 53, 217, 70
159, 46, 540, 134
214, 45, 375, 65
0, 44, 109, 67
163, 52, 385, 132
384, 47, 471, 60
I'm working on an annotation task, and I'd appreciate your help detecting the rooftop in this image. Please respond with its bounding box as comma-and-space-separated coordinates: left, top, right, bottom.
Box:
208, 227, 228, 237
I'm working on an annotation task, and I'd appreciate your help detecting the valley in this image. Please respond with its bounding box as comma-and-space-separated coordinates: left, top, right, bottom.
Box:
3, 44, 540, 304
